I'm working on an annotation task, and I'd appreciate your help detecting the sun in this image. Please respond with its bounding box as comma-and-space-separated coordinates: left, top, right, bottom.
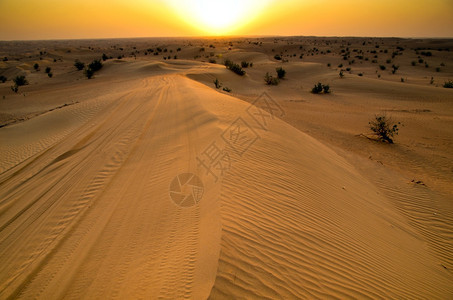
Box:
166, 0, 272, 35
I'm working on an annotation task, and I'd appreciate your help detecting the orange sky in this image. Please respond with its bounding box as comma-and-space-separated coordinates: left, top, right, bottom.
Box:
0, 0, 452, 40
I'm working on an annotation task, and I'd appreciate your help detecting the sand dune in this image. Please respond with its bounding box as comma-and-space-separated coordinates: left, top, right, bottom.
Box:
1, 37, 453, 298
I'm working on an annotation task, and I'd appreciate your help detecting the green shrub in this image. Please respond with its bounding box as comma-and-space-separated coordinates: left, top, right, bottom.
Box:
276, 67, 286, 79
369, 115, 400, 143
443, 80, 453, 88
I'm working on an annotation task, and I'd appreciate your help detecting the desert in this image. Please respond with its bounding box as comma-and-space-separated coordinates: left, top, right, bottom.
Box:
1, 35, 452, 298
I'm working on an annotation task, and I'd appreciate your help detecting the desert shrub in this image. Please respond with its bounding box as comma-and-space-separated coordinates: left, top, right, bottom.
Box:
274, 54, 282, 60
436, 67, 441, 72
358, 73, 363, 76
421, 51, 432, 56
411, 61, 416, 66
241, 61, 250, 68
88, 59, 103, 72
418, 58, 424, 63
346, 67, 351, 72
13, 75, 28, 86
3, 57, 7, 61
339, 71, 344, 78
0, 75, 6, 83
213, 78, 222, 89
102, 53, 108, 61
209, 59, 216, 64
224, 60, 245, 76
386, 59, 392, 64
11, 85, 19, 93
311, 82, 332, 94
327, 63, 331, 67
391, 65, 399, 74
33, 63, 40, 71
223, 87, 232, 93
379, 65, 386, 70
45, 66, 51, 73
48, 72, 53, 78
264, 72, 279, 85
443, 80, 453, 88
276, 67, 286, 79
401, 77, 405, 82
338, 63, 343, 68
369, 115, 400, 143
74, 60, 85, 70
84, 68, 94, 79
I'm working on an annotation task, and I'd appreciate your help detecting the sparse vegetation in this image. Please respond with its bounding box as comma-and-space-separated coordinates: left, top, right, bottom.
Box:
11, 75, 28, 93
369, 115, 400, 143
74, 60, 85, 71
13, 75, 28, 86
241, 61, 250, 68
311, 82, 330, 94
224, 59, 245, 76
443, 80, 453, 88
214, 78, 222, 89
223, 87, 232, 93
264, 72, 279, 85
276, 67, 286, 79
84, 59, 103, 79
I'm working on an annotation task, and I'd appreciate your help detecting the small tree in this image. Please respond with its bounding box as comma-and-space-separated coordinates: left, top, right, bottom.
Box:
74, 60, 85, 71
276, 67, 286, 79
369, 115, 400, 143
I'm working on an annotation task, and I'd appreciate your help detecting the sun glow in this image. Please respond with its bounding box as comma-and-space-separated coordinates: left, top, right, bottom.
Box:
166, 0, 272, 35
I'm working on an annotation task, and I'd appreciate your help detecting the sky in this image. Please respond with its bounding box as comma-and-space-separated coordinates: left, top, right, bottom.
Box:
0, 0, 452, 40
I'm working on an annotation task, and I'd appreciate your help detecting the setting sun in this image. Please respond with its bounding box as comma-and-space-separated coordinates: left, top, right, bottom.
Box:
166, 0, 272, 35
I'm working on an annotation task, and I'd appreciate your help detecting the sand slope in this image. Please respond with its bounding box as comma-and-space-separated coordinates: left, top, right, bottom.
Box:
0, 71, 451, 299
